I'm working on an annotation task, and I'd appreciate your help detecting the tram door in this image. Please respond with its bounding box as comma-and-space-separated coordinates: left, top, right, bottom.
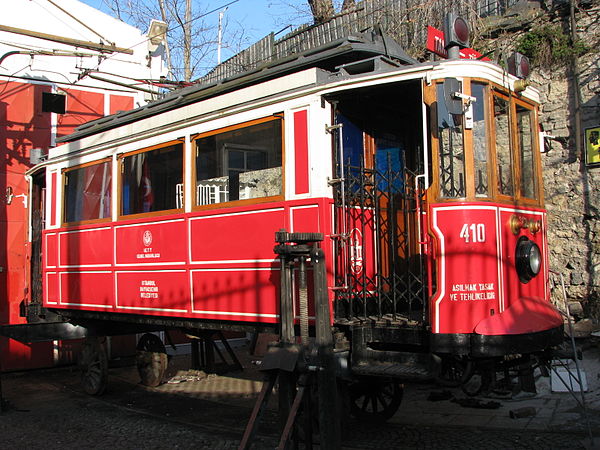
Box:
330, 82, 427, 323
29, 170, 45, 316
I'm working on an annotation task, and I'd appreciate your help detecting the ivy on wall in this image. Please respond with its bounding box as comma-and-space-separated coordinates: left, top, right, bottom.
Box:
516, 24, 589, 68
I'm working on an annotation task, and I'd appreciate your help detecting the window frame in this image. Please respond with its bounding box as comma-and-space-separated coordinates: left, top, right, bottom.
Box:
491, 90, 516, 202
427, 78, 543, 206
511, 96, 542, 204
191, 115, 285, 211
117, 139, 186, 220
61, 157, 113, 227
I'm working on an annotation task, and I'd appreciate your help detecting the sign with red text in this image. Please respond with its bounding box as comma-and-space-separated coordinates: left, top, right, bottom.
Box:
426, 26, 490, 61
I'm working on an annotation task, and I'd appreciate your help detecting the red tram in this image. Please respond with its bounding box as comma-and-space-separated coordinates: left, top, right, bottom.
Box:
24, 28, 562, 416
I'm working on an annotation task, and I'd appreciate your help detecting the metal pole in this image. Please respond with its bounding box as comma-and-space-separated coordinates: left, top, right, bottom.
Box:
217, 8, 228, 65
0, 24, 133, 54
184, 0, 192, 82
312, 246, 340, 450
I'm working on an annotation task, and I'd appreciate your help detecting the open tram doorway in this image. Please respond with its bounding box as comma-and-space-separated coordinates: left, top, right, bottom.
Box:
28, 169, 46, 320
328, 79, 428, 324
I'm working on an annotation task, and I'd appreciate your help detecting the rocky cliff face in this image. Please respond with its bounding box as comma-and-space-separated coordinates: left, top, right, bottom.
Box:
502, 2, 600, 323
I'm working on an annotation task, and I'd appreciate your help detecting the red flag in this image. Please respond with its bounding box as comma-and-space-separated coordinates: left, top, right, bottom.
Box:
141, 158, 154, 212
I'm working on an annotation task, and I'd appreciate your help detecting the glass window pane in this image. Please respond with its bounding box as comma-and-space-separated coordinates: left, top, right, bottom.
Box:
494, 96, 513, 196
195, 119, 282, 205
64, 160, 112, 223
517, 105, 536, 199
437, 83, 465, 198
472, 83, 489, 197
121, 143, 183, 215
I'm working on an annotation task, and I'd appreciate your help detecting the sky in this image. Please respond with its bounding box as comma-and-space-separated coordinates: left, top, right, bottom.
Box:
78, 0, 310, 76
79, 0, 308, 46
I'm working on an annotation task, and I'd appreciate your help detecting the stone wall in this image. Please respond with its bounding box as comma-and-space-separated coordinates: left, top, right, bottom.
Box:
489, 2, 600, 320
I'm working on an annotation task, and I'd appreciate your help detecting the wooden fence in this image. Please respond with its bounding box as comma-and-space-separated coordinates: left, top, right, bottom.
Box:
199, 0, 522, 85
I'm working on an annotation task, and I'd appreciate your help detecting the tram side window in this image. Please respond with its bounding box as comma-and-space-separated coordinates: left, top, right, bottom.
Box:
121, 143, 183, 215
436, 83, 465, 198
472, 83, 489, 197
64, 160, 112, 223
194, 118, 282, 206
494, 96, 514, 197
517, 104, 537, 199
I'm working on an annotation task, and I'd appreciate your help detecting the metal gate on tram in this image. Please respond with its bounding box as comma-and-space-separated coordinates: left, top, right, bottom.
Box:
330, 126, 428, 325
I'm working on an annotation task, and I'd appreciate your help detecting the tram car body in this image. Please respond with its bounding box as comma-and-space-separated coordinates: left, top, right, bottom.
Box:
28, 30, 563, 387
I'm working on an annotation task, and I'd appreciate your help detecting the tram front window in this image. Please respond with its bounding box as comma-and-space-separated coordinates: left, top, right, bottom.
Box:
494, 95, 514, 197
472, 83, 489, 197
194, 117, 282, 206
436, 83, 465, 198
517, 104, 537, 199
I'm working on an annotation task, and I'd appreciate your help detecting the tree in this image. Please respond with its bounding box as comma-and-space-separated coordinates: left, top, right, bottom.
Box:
308, 0, 335, 23
100, 0, 248, 82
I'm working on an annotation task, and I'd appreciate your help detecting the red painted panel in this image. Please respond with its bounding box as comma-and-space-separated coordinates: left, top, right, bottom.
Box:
116, 270, 189, 312
190, 208, 285, 262
0, 339, 53, 371
115, 219, 187, 265
0, 81, 54, 370
294, 110, 309, 195
56, 89, 104, 139
45, 272, 59, 304
59, 227, 112, 267
498, 208, 548, 313
45, 233, 58, 267
191, 268, 278, 322
430, 205, 500, 334
474, 296, 561, 335
0, 81, 52, 160
50, 171, 57, 226
5, 219, 27, 324
110, 95, 134, 115
60, 271, 114, 307
290, 205, 320, 233
337, 206, 377, 293
5, 171, 29, 222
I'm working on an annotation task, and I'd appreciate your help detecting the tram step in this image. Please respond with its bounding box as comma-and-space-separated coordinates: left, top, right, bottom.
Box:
352, 361, 432, 380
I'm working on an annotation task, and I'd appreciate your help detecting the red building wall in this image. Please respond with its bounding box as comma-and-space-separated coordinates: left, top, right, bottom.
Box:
0, 80, 135, 370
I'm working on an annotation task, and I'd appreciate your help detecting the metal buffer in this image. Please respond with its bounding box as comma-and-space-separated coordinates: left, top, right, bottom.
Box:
239, 231, 341, 450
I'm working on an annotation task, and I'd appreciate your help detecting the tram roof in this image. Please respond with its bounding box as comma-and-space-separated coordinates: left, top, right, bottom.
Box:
58, 29, 418, 144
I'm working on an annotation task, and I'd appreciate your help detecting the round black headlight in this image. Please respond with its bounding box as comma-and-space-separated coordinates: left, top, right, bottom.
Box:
515, 236, 542, 283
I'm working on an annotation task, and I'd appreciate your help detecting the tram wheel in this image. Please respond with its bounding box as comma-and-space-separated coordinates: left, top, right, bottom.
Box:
348, 377, 403, 422
79, 337, 108, 395
136, 333, 168, 387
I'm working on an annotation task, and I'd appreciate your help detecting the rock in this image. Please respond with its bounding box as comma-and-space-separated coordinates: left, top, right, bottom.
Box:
568, 301, 584, 317
566, 318, 593, 338
570, 273, 584, 286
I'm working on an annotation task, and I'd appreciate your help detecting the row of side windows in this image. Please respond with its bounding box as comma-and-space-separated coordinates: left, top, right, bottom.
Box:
62, 116, 283, 225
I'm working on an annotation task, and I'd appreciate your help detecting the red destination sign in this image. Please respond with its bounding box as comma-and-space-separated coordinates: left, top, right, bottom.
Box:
426, 26, 490, 61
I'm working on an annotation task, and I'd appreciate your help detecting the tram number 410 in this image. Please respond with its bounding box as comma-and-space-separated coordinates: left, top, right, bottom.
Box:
459, 223, 486, 243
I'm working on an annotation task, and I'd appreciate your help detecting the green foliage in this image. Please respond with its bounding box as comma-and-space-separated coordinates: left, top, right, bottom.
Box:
516, 25, 589, 68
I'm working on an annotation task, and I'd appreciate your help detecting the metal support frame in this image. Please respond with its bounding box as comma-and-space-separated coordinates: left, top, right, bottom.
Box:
239, 231, 340, 450
550, 271, 594, 446
188, 330, 243, 374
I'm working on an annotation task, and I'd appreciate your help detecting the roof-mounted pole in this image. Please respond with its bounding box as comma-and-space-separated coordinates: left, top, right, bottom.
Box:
0, 24, 134, 55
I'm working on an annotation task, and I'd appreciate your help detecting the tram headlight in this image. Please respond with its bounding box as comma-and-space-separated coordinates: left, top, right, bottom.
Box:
515, 236, 542, 283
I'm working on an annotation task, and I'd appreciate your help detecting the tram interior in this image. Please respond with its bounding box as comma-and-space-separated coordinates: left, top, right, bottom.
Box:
329, 79, 427, 321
